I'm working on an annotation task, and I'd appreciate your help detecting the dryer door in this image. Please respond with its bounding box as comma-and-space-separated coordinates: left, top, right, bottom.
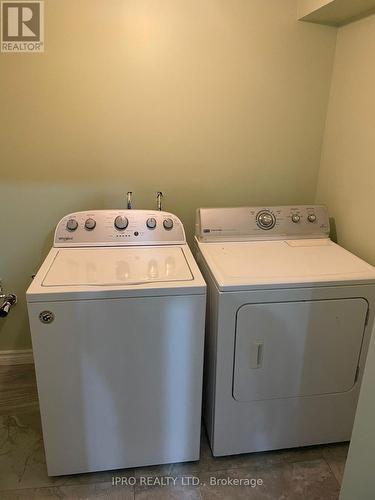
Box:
233, 298, 368, 401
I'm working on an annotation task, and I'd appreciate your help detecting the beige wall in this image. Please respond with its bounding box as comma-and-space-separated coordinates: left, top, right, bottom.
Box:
317, 16, 375, 497
315, 13, 375, 266
0, 0, 337, 350
316, 14, 375, 499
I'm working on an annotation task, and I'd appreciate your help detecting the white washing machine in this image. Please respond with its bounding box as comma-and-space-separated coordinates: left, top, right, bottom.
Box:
27, 209, 206, 476
194, 205, 375, 457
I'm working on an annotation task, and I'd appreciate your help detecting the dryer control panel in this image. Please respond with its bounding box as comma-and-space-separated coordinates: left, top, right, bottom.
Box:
196, 205, 330, 242
54, 210, 186, 247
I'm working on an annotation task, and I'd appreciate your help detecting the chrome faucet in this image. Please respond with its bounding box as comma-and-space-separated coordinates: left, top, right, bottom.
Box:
156, 191, 163, 211
0, 280, 17, 318
127, 192, 133, 209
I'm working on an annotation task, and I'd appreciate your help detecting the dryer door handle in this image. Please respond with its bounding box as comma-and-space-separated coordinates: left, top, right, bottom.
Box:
250, 341, 264, 369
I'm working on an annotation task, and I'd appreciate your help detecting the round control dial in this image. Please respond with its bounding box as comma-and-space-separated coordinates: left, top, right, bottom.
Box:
291, 214, 300, 223
308, 214, 317, 223
84, 218, 96, 230
256, 210, 276, 230
66, 219, 78, 231
114, 215, 129, 230
146, 217, 157, 229
163, 218, 174, 230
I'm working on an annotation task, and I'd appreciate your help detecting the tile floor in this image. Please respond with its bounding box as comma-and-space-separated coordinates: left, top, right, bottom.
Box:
0, 365, 348, 499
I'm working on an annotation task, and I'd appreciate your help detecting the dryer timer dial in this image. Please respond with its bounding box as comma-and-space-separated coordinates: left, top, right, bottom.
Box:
256, 211, 276, 230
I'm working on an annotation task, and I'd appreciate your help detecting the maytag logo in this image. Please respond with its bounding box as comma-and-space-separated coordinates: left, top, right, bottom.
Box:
1, 1, 44, 52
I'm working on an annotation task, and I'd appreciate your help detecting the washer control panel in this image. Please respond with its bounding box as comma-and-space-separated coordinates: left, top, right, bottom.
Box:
196, 205, 330, 242
54, 210, 185, 247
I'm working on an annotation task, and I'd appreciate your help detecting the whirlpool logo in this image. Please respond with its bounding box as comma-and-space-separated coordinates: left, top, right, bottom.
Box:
1, 1, 44, 52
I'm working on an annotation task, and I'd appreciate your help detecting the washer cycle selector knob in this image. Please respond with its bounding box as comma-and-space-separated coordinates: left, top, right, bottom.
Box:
308, 214, 317, 223
291, 214, 301, 223
84, 218, 96, 230
256, 211, 276, 230
146, 218, 157, 229
114, 216, 129, 230
163, 218, 174, 230
66, 219, 78, 231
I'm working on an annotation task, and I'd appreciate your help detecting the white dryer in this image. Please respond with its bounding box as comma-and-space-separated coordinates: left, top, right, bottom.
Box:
195, 205, 375, 457
27, 210, 206, 476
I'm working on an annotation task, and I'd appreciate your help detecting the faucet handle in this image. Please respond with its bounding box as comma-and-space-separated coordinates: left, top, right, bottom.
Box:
156, 191, 163, 211
126, 192, 133, 209
0, 280, 18, 317
0, 294, 17, 318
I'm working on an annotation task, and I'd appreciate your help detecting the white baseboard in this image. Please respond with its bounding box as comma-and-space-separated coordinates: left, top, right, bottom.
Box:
0, 349, 34, 366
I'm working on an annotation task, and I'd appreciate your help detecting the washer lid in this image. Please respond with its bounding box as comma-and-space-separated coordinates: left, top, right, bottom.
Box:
198, 238, 375, 290
42, 246, 193, 287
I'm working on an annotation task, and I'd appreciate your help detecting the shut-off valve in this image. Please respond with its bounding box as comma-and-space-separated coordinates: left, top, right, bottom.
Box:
0, 281, 17, 318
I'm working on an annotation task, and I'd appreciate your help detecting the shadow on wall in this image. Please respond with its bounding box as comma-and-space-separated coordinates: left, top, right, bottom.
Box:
329, 217, 338, 243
